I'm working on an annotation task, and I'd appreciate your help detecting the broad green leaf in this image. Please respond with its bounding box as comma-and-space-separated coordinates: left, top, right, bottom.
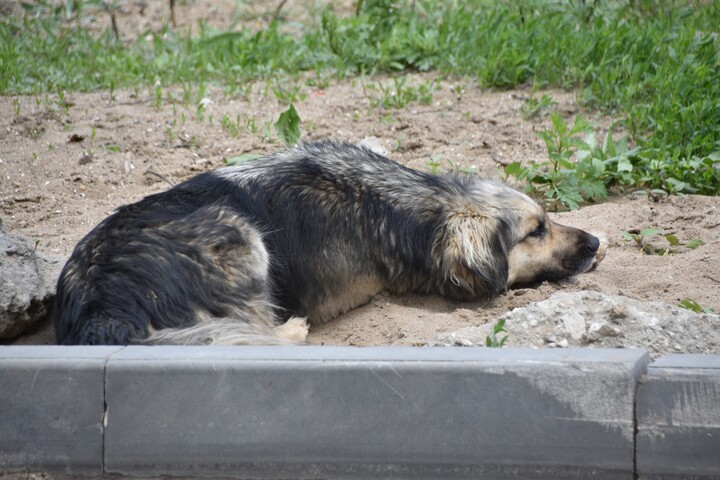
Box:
274, 103, 301, 147
685, 239, 705, 249
503, 162, 523, 177
640, 228, 659, 238
620, 230, 635, 242
679, 298, 704, 313
664, 234, 681, 246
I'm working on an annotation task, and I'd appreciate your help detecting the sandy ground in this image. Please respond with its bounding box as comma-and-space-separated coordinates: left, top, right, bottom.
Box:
1, 0, 719, 349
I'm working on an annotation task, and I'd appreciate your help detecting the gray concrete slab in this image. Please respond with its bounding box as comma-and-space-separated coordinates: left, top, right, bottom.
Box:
105, 346, 649, 479
637, 354, 720, 479
0, 346, 122, 474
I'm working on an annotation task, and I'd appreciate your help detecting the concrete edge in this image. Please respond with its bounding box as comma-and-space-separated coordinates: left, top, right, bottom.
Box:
0, 346, 718, 479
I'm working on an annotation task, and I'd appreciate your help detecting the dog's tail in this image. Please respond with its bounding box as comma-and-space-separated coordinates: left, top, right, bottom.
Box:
136, 316, 310, 346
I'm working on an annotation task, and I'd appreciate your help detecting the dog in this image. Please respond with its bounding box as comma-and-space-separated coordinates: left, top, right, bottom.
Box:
53, 140, 606, 345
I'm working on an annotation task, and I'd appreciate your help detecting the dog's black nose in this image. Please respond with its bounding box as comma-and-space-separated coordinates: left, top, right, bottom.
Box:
586, 234, 600, 255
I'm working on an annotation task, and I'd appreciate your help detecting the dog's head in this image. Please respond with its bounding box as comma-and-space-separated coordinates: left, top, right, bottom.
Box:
504, 199, 606, 288
436, 178, 606, 298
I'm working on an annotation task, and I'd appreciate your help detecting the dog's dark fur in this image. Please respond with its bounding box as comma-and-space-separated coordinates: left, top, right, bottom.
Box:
53, 140, 603, 345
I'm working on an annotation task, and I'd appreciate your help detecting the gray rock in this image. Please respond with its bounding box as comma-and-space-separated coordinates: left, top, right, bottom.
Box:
430, 291, 720, 357
0, 218, 61, 340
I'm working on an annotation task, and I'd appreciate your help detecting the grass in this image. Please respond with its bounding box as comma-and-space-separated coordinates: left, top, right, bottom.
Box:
2, 0, 719, 198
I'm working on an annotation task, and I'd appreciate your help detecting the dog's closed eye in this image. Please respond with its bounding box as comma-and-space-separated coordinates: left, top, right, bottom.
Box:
526, 222, 546, 239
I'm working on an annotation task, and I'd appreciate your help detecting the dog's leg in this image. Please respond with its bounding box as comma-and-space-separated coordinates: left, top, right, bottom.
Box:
274, 316, 309, 343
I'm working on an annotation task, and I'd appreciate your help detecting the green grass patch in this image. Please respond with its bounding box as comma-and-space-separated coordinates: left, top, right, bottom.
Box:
2, 0, 719, 197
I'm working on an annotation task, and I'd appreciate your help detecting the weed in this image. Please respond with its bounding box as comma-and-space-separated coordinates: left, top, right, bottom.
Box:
165, 127, 176, 143
272, 81, 305, 104
221, 113, 240, 138
620, 228, 705, 255
678, 299, 715, 314
424, 154, 442, 174
485, 319, 508, 348
153, 83, 163, 109
505, 113, 643, 210
274, 103, 301, 147
362, 77, 436, 109
243, 114, 259, 134
55, 89, 70, 115
305, 72, 330, 90
423, 154, 478, 175
520, 93, 557, 120
12, 97, 21, 116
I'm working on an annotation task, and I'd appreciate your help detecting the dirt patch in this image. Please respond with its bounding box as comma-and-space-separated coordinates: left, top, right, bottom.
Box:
1, 1, 718, 351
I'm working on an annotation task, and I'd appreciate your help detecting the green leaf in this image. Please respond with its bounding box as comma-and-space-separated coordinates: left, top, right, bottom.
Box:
225, 153, 259, 165
274, 103, 301, 147
639, 228, 659, 238
617, 157, 633, 173
678, 298, 704, 313
664, 234, 681, 246
620, 230, 635, 242
504, 161, 523, 177
685, 239, 705, 250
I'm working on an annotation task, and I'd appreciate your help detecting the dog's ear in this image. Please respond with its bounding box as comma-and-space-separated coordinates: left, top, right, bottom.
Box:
434, 212, 509, 298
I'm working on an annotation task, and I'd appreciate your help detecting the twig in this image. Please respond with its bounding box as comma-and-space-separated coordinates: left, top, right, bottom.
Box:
169, 0, 177, 27
270, 0, 288, 24
144, 169, 175, 187
103, 1, 120, 40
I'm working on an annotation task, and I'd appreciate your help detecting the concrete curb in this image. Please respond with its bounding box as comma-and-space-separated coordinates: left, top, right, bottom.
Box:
1, 346, 718, 479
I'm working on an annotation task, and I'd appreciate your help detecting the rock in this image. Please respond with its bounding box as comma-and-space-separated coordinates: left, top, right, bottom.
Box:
430, 291, 720, 357
0, 218, 61, 340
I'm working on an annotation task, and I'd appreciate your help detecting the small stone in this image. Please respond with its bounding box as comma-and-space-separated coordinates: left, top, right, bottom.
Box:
557, 338, 569, 348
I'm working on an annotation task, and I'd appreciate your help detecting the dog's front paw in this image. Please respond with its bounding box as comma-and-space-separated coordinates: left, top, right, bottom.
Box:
274, 316, 310, 343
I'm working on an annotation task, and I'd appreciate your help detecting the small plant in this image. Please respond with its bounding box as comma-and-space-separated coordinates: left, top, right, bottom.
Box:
620, 228, 705, 255
13, 97, 21, 116
221, 113, 240, 138
108, 79, 116, 102
678, 299, 715, 314
272, 82, 305, 104
424, 155, 478, 175
520, 93, 557, 120
485, 319, 508, 348
424, 154, 443, 174
505, 113, 640, 210
55, 89, 71, 115
242, 114, 258, 134
362, 77, 436, 110
165, 127, 176, 143
153, 82, 163, 109
274, 103, 301, 147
